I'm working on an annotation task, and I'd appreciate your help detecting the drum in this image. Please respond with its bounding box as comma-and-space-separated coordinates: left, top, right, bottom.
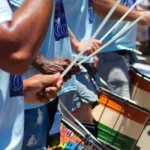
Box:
92, 88, 150, 150
130, 63, 150, 109
48, 115, 106, 150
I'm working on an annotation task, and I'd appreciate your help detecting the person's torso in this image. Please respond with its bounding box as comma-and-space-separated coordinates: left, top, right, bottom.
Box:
10, 0, 77, 109
93, 0, 137, 53
0, 70, 24, 150
64, 0, 95, 63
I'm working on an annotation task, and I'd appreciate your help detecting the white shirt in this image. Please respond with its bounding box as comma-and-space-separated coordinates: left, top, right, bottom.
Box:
0, 1, 24, 149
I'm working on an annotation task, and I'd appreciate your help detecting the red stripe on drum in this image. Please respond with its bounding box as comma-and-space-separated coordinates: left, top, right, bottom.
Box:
130, 69, 150, 93
98, 94, 149, 125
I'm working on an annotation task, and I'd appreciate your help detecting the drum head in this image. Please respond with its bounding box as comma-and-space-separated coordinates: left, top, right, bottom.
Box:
132, 63, 150, 79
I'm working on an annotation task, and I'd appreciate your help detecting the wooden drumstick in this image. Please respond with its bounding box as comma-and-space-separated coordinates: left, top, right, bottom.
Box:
60, 0, 121, 78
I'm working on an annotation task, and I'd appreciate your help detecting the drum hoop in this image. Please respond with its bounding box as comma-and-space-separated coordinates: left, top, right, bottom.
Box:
99, 87, 150, 114
97, 138, 120, 150
61, 115, 106, 150
130, 67, 150, 81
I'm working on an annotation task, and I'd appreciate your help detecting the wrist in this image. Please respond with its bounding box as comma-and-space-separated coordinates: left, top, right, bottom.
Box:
32, 53, 49, 74
138, 11, 148, 26
70, 37, 80, 53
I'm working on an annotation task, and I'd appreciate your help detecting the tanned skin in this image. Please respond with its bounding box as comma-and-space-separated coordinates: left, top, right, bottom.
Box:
0, 0, 53, 74
93, 0, 150, 26
32, 27, 101, 79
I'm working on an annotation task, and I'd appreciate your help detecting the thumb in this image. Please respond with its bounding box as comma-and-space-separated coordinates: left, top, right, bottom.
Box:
41, 73, 61, 86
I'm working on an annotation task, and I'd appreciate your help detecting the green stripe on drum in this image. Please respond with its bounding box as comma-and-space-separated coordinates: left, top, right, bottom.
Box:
95, 122, 137, 150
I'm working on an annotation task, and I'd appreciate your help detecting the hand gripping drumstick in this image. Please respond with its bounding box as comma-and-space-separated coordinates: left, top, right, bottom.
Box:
100, 0, 143, 42
78, 13, 146, 65
60, 0, 121, 78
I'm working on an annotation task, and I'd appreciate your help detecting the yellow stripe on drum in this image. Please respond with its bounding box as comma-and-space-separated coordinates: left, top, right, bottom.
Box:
132, 85, 150, 109
92, 104, 145, 140
98, 94, 148, 125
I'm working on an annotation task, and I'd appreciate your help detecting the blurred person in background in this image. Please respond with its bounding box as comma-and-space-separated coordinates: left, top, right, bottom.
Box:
93, 0, 150, 98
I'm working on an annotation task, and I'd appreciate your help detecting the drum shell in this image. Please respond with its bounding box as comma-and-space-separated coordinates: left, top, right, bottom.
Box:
48, 116, 105, 150
92, 88, 149, 150
130, 68, 150, 109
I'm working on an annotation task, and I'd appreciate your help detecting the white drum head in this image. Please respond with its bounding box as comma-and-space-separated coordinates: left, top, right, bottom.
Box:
132, 63, 150, 78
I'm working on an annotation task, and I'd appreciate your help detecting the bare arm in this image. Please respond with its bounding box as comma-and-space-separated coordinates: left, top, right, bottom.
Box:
0, 0, 53, 74
32, 52, 80, 81
93, 0, 150, 26
68, 26, 101, 55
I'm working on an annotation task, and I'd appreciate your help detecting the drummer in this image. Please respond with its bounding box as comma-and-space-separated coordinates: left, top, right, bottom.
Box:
10, 0, 100, 149
0, 0, 63, 149
93, 0, 150, 98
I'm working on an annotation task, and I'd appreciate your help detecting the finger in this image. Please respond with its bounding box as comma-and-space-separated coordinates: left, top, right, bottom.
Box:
59, 60, 69, 69
44, 93, 57, 99
85, 49, 93, 55
94, 40, 101, 46
92, 44, 98, 52
56, 79, 64, 89
93, 42, 101, 50
71, 64, 80, 74
63, 57, 72, 64
42, 73, 61, 86
64, 73, 71, 80
38, 91, 44, 96
45, 86, 60, 94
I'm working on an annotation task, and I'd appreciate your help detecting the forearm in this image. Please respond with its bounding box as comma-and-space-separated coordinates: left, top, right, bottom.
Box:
0, 0, 53, 73
68, 26, 79, 53
32, 52, 49, 74
93, 0, 143, 21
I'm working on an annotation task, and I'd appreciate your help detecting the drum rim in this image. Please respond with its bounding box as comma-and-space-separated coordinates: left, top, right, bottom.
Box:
99, 87, 150, 114
130, 66, 150, 81
61, 115, 106, 150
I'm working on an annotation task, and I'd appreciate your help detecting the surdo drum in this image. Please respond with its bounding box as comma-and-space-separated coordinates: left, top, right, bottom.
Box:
130, 63, 150, 109
92, 88, 150, 150
48, 115, 106, 150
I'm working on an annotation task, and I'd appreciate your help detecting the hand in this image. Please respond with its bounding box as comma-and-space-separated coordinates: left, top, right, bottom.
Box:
93, 55, 99, 68
139, 11, 150, 26
72, 39, 101, 55
23, 73, 63, 104
33, 56, 80, 81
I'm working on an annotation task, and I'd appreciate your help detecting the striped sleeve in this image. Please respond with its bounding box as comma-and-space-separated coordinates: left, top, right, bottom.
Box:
0, 0, 12, 24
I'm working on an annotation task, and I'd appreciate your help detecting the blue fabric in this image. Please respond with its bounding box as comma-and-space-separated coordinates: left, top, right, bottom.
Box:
11, 0, 77, 109
22, 105, 48, 150
0, 3, 24, 149
93, 0, 137, 53
49, 111, 61, 135
64, 0, 95, 63
0, 71, 24, 150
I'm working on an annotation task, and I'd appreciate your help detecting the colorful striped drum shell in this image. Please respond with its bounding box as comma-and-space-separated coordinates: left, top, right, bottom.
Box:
48, 117, 105, 150
92, 88, 149, 150
130, 64, 150, 109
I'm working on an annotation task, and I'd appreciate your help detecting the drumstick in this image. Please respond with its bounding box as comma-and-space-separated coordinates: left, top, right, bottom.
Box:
100, 0, 143, 42
78, 13, 146, 65
59, 101, 104, 145
60, 0, 121, 78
